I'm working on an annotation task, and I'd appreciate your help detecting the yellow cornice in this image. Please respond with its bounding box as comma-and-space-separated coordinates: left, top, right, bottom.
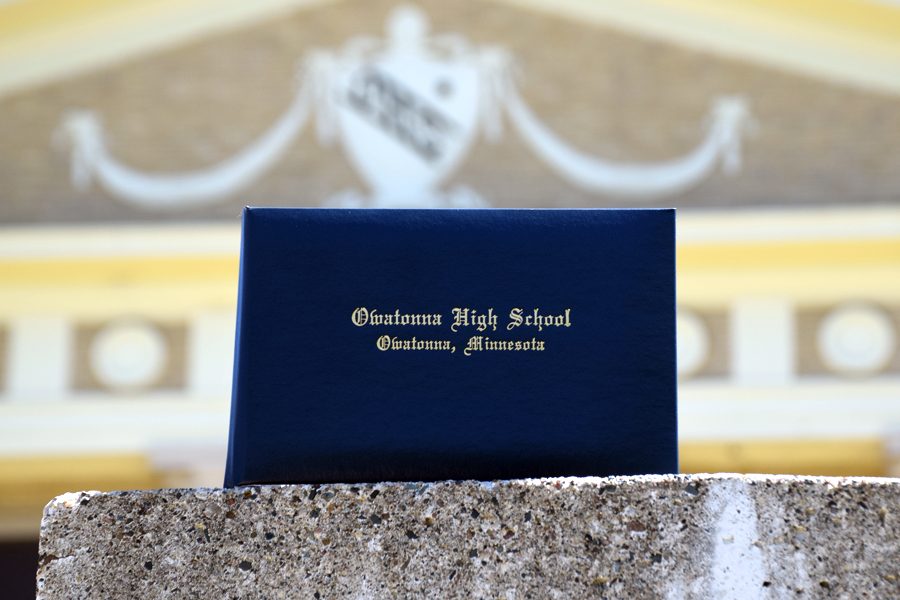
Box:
0, 0, 337, 99
657, 0, 900, 51
1, 0, 899, 99
500, 0, 900, 95
0, 0, 125, 37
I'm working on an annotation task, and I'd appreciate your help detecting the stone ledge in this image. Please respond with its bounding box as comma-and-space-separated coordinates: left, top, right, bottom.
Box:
38, 474, 900, 599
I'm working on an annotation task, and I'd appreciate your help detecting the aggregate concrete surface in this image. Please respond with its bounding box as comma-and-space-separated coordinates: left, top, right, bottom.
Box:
37, 474, 900, 599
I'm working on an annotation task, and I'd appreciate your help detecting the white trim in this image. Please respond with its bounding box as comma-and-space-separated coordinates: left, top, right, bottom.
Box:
677, 205, 900, 244
0, 223, 240, 259
1, 379, 899, 456
187, 311, 236, 397
6, 316, 71, 401
680, 377, 900, 440
0, 395, 228, 455
730, 298, 795, 385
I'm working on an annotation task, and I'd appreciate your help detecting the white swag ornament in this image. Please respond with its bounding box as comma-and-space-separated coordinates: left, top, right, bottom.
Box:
56, 5, 755, 209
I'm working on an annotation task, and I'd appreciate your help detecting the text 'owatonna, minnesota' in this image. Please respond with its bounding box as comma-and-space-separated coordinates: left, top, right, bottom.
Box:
351, 307, 572, 356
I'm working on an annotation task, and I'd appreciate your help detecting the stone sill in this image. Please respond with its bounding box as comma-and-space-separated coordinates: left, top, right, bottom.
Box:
38, 474, 900, 599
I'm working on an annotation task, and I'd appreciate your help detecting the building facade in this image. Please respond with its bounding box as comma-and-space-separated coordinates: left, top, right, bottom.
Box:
0, 0, 899, 553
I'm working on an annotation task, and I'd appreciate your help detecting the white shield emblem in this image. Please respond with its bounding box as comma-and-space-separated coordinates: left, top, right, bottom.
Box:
333, 10, 479, 206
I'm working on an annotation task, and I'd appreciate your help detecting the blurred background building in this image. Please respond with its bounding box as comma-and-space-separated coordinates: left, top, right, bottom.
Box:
1, 0, 899, 595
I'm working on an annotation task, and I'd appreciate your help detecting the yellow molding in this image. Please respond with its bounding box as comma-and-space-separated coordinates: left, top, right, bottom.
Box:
0, 439, 890, 539
678, 239, 900, 270
0, 454, 163, 514
0, 453, 157, 485
678, 266, 900, 307
5, 0, 899, 42
0, 237, 897, 316
0, 453, 166, 540
680, 438, 887, 477
0, 238, 895, 286
0, 442, 888, 486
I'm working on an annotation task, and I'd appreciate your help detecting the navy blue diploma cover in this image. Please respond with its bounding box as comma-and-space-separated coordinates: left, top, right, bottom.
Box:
224, 208, 676, 486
